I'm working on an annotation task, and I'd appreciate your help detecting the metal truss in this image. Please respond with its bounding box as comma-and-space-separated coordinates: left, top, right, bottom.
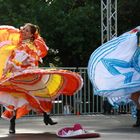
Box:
101, 0, 117, 44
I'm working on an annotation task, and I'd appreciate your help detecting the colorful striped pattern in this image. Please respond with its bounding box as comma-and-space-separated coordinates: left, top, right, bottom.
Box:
0, 26, 83, 119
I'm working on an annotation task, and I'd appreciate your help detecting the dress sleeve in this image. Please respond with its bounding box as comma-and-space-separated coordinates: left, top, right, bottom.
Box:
34, 36, 49, 58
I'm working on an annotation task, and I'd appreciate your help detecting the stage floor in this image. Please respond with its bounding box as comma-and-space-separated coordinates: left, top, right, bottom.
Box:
0, 114, 140, 140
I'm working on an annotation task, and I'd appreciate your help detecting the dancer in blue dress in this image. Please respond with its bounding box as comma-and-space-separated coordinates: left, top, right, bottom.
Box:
88, 26, 140, 127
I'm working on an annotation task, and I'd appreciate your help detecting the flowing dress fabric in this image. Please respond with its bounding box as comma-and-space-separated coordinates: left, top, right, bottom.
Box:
88, 27, 140, 105
0, 26, 83, 119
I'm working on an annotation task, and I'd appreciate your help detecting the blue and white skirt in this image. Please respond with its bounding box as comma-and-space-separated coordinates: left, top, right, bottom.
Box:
88, 26, 140, 105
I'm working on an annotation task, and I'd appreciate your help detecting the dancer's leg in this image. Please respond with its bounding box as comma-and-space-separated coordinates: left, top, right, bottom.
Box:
9, 115, 16, 134
43, 112, 57, 125
131, 93, 140, 127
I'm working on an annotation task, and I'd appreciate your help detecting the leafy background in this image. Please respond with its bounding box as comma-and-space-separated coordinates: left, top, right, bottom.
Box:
0, 0, 139, 67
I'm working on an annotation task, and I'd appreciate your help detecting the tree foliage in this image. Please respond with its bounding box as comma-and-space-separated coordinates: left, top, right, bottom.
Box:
41, 0, 101, 67
0, 0, 139, 67
118, 0, 140, 35
0, 0, 100, 67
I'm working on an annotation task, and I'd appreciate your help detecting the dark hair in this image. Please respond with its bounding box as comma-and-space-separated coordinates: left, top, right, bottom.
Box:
24, 23, 40, 40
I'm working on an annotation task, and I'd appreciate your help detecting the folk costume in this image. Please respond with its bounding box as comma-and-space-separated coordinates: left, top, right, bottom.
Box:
0, 26, 83, 121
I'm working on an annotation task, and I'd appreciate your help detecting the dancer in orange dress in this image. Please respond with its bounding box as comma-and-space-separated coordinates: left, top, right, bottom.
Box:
0, 23, 83, 134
